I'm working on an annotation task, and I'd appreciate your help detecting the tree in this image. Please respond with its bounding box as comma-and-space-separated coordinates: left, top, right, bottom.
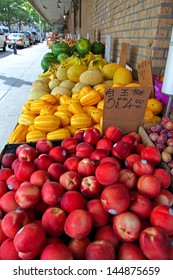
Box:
0, 0, 42, 31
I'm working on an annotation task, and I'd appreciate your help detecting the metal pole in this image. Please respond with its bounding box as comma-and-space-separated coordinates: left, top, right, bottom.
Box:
165, 95, 173, 117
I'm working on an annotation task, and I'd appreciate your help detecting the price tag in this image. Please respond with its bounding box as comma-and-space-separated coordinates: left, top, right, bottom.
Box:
103, 86, 151, 134
105, 34, 111, 62
119, 42, 129, 67
137, 59, 154, 97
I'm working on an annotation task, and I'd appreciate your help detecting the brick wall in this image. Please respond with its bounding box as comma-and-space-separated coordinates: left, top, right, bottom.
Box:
68, 0, 173, 75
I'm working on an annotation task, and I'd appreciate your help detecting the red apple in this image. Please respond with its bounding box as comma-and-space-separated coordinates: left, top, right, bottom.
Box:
30, 170, 49, 188
15, 181, 40, 209
61, 137, 78, 154
68, 237, 91, 260
0, 238, 20, 260
133, 159, 155, 176
40, 243, 73, 260
125, 154, 141, 170
77, 158, 96, 177
41, 181, 64, 206
18, 146, 38, 162
113, 211, 141, 242
59, 170, 82, 191
1, 153, 17, 167
134, 143, 146, 154
118, 242, 146, 260
121, 134, 136, 151
0, 168, 13, 183
139, 226, 171, 260
41, 207, 67, 237
60, 190, 86, 213
140, 146, 161, 166
76, 142, 94, 158
112, 141, 131, 160
11, 158, 20, 172
1, 209, 30, 238
118, 169, 137, 191
47, 162, 67, 181
96, 137, 113, 155
101, 183, 130, 215
74, 129, 85, 142
87, 199, 110, 227
154, 189, 173, 206
100, 156, 121, 171
80, 175, 103, 198
34, 153, 54, 171
14, 161, 35, 181
95, 224, 121, 250
86, 240, 115, 260
89, 149, 108, 162
137, 174, 161, 198
0, 181, 8, 197
6, 174, 22, 191
15, 143, 30, 156
95, 162, 119, 186
0, 191, 18, 213
104, 125, 123, 142
0, 220, 7, 244
64, 209, 92, 239
36, 138, 54, 154
63, 156, 80, 171
153, 168, 172, 189
49, 146, 67, 163
83, 127, 101, 145
150, 205, 173, 236
129, 191, 152, 219
128, 131, 142, 144
14, 222, 46, 260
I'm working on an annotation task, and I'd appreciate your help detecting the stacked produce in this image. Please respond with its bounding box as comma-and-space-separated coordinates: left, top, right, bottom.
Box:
8, 46, 163, 144
146, 116, 173, 175
0, 125, 173, 260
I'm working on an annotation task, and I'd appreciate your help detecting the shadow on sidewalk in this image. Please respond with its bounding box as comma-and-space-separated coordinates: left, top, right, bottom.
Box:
0, 75, 32, 87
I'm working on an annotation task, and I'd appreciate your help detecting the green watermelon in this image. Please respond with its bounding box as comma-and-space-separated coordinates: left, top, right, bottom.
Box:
57, 53, 70, 63
76, 38, 92, 56
41, 52, 57, 71
51, 41, 70, 57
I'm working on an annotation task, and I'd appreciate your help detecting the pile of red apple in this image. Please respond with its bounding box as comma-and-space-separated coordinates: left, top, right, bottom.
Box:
0, 125, 173, 260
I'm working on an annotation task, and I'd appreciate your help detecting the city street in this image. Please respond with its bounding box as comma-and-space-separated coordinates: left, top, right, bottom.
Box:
0, 41, 48, 152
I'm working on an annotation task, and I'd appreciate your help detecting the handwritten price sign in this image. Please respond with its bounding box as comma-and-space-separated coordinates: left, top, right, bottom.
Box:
103, 86, 151, 134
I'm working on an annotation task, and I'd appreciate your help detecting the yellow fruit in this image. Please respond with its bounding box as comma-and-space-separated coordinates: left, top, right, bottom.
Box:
67, 65, 88, 82
94, 84, 110, 98
125, 82, 141, 87
70, 113, 91, 128
30, 99, 48, 114
112, 83, 124, 87
113, 67, 133, 85
18, 113, 36, 126
146, 98, 163, 115
80, 89, 101, 107
54, 110, 71, 127
102, 63, 122, 80
40, 93, 58, 105
151, 115, 162, 124
97, 100, 104, 110
47, 128, 71, 140
8, 124, 28, 144
91, 108, 103, 123
48, 79, 61, 90
144, 109, 154, 123
34, 115, 60, 132
26, 130, 47, 142
40, 104, 57, 115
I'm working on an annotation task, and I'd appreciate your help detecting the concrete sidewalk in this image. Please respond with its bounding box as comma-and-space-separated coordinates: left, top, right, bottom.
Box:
0, 42, 49, 152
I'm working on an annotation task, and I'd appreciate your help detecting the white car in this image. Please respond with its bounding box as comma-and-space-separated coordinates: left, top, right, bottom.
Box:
0, 28, 6, 51
6, 33, 30, 49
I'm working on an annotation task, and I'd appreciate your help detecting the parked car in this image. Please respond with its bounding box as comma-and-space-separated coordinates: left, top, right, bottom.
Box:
20, 31, 34, 45
6, 33, 30, 48
31, 31, 40, 44
0, 28, 6, 51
